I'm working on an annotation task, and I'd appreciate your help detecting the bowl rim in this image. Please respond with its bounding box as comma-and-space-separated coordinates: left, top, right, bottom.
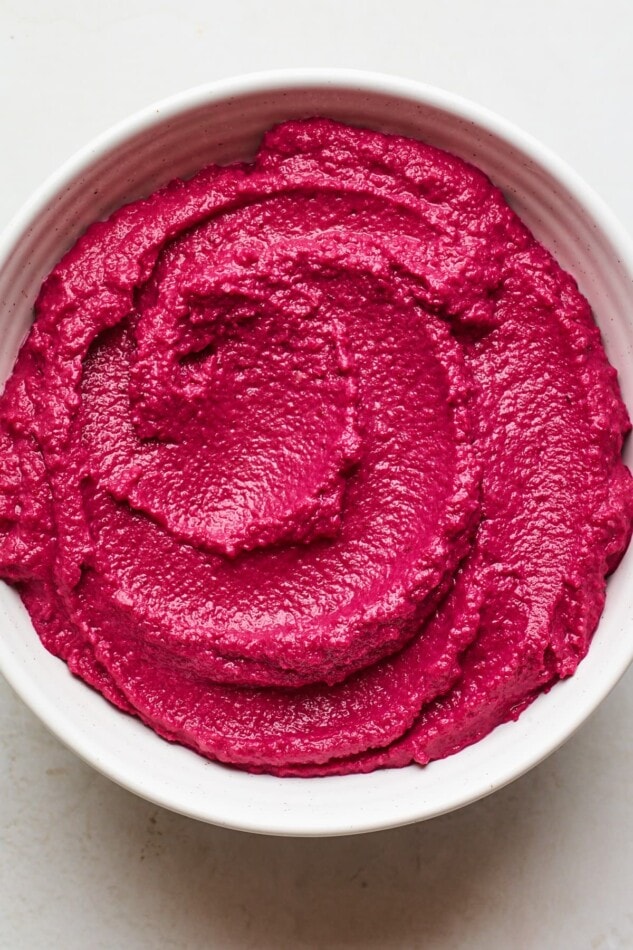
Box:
2, 67, 633, 836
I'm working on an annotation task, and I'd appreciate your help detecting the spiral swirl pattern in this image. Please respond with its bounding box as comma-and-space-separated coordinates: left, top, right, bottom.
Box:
0, 119, 631, 774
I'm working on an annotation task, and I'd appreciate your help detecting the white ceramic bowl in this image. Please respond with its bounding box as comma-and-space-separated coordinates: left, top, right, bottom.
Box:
1, 69, 633, 837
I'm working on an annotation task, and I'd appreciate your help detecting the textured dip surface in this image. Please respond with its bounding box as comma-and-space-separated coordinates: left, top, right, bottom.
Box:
1, 119, 632, 776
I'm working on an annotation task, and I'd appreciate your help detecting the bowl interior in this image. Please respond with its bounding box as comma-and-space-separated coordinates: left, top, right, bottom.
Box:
1, 73, 633, 836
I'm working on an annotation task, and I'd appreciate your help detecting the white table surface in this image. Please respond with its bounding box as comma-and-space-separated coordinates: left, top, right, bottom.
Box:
2, 1, 633, 947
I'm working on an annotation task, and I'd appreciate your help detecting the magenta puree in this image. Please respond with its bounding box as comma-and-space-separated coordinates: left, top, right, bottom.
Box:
1, 119, 632, 775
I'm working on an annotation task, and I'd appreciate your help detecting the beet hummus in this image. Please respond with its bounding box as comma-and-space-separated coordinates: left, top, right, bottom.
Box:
1, 118, 632, 776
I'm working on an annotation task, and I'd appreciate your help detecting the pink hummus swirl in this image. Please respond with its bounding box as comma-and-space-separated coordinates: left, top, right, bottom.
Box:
1, 119, 632, 775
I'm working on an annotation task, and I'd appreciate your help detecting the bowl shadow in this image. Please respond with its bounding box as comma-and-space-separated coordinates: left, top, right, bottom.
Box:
6, 667, 633, 948
94, 738, 581, 948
